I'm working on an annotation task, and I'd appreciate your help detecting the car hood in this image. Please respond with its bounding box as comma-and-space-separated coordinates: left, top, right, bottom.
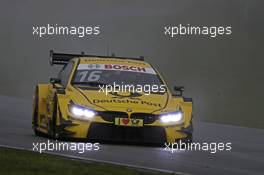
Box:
71, 87, 169, 113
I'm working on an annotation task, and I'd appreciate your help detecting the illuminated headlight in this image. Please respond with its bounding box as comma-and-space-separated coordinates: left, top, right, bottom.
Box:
69, 104, 96, 120
160, 111, 184, 123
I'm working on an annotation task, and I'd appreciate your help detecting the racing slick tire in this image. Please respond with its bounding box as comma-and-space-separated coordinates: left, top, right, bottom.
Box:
32, 86, 44, 137
48, 94, 58, 139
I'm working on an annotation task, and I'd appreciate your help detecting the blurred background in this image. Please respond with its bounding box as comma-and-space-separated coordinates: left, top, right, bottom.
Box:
0, 0, 263, 128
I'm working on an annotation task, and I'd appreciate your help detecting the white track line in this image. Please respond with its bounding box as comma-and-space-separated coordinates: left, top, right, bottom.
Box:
0, 144, 191, 175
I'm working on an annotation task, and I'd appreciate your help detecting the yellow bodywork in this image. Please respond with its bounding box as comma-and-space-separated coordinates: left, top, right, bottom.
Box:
33, 57, 193, 144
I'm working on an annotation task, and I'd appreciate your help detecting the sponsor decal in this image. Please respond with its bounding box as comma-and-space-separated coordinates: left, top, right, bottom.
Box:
114, 118, 143, 127
77, 64, 156, 74
92, 99, 162, 107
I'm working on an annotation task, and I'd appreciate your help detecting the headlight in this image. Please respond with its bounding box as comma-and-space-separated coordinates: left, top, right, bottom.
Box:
69, 104, 96, 120
160, 111, 184, 123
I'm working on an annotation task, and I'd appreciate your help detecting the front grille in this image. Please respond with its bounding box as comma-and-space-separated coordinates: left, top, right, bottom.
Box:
98, 111, 159, 124
87, 123, 166, 144
130, 113, 159, 124
98, 111, 128, 122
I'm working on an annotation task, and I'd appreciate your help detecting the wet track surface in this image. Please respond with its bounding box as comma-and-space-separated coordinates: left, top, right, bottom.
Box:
0, 95, 263, 175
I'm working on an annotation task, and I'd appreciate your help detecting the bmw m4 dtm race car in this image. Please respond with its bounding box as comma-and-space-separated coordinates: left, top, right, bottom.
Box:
32, 50, 193, 144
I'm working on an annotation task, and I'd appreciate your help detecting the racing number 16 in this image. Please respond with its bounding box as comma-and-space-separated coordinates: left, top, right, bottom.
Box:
79, 70, 102, 82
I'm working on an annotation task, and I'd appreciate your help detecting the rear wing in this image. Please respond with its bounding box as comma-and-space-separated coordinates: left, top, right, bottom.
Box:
50, 50, 144, 65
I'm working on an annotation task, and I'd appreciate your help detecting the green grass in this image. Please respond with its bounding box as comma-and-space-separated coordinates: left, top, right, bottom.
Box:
0, 148, 169, 175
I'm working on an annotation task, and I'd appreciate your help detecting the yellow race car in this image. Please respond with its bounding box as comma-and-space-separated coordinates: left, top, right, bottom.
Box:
32, 50, 193, 144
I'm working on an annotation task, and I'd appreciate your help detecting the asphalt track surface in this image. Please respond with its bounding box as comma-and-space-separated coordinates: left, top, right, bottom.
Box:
0, 95, 263, 175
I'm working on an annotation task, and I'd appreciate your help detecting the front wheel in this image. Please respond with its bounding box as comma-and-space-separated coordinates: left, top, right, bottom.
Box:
48, 95, 58, 139
32, 87, 43, 136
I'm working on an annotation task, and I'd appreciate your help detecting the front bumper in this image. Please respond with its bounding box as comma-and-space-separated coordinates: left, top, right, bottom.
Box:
87, 123, 166, 144
59, 110, 192, 143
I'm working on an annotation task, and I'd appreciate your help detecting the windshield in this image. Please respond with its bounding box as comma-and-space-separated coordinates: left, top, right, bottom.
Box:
72, 63, 164, 87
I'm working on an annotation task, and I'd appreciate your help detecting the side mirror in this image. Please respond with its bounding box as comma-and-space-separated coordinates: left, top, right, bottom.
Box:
50, 78, 61, 84
173, 86, 184, 96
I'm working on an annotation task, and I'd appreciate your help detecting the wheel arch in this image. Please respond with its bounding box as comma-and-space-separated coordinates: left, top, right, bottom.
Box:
35, 84, 49, 117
